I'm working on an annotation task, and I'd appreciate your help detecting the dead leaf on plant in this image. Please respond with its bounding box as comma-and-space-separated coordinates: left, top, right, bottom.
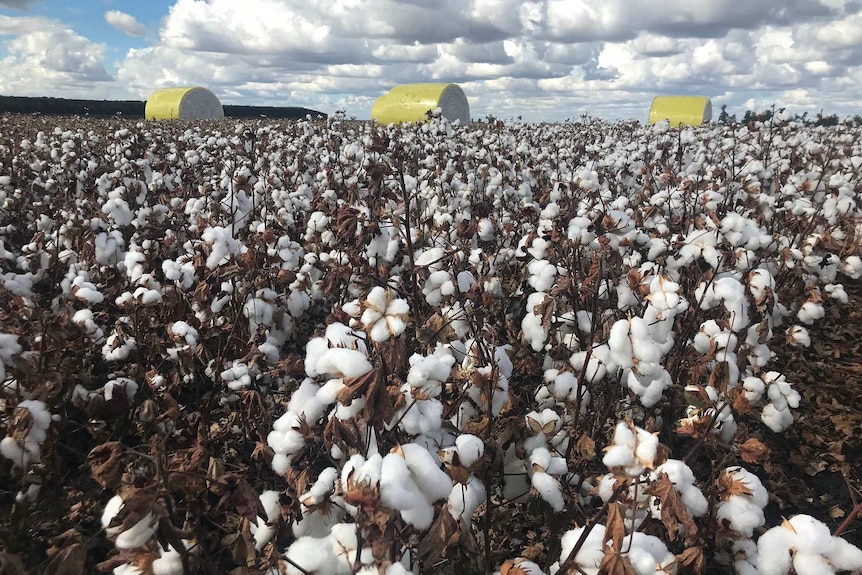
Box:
739, 438, 770, 465
87, 441, 125, 489
645, 473, 699, 541
676, 546, 706, 575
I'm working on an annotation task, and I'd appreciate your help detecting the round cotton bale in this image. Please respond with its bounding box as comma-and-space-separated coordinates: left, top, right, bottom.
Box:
371, 83, 470, 126
145, 87, 224, 120
648, 96, 712, 127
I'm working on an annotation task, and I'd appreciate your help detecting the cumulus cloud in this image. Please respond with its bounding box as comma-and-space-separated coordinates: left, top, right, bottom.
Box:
104, 10, 147, 38
0, 15, 113, 97
4, 0, 862, 121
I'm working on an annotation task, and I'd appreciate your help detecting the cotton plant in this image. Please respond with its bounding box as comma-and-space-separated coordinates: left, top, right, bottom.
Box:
101, 494, 160, 550
602, 421, 662, 478
756, 514, 862, 575
452, 342, 513, 426
283, 522, 374, 575
391, 347, 455, 435
522, 292, 551, 352
607, 317, 671, 407
250, 490, 282, 550
0, 399, 52, 470
548, 524, 677, 575
342, 286, 410, 343
715, 466, 769, 539
442, 435, 487, 523
758, 371, 801, 432
379, 443, 453, 530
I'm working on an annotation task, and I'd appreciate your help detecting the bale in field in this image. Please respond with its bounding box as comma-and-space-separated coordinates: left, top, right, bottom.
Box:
371, 83, 470, 126
648, 96, 712, 127
145, 87, 224, 120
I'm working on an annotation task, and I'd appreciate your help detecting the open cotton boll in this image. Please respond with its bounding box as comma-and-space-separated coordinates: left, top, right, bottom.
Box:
824, 283, 848, 304
786, 325, 811, 348
843, 255, 862, 279
356, 286, 410, 342
551, 525, 605, 575
455, 434, 484, 467
402, 443, 453, 502
151, 544, 184, 575
603, 421, 660, 477
716, 467, 768, 537
757, 514, 862, 575
422, 269, 456, 306
104, 377, 138, 401
201, 226, 243, 269
102, 332, 136, 362
115, 511, 159, 549
448, 475, 486, 521
527, 259, 558, 292
1, 399, 52, 468
71, 275, 104, 304
796, 300, 825, 325
311, 347, 373, 379
251, 489, 282, 550
531, 470, 565, 512
522, 292, 550, 352
284, 535, 341, 575
652, 459, 708, 517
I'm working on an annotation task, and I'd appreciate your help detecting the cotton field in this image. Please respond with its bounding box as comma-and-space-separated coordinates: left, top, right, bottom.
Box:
0, 110, 860, 575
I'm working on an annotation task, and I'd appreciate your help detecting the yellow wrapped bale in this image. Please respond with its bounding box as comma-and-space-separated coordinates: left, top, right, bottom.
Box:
371, 83, 470, 126
145, 87, 224, 120
648, 96, 712, 127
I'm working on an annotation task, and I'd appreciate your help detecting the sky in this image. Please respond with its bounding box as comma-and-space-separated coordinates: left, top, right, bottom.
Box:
0, 0, 860, 122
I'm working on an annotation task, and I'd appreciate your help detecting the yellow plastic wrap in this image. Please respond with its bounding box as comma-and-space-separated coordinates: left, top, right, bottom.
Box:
145, 87, 224, 120
648, 96, 712, 127
371, 83, 470, 125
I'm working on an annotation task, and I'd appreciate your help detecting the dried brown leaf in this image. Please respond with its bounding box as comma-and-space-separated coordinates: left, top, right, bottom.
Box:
645, 473, 699, 541
604, 502, 627, 553
739, 438, 770, 465
87, 441, 124, 489
676, 546, 706, 575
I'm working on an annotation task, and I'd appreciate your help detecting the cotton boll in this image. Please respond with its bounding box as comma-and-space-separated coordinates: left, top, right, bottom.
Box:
152, 545, 184, 575
313, 348, 373, 379
402, 443, 453, 502
522, 292, 550, 352
284, 535, 340, 575
824, 283, 848, 304
115, 511, 158, 549
786, 325, 811, 348
455, 434, 484, 467
527, 259, 558, 292
448, 475, 486, 521
101, 494, 125, 534
555, 525, 605, 574
797, 301, 825, 325
843, 255, 862, 279
531, 470, 564, 512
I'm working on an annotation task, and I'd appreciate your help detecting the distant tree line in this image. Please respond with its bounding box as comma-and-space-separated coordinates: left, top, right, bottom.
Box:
717, 104, 859, 127
0, 95, 326, 119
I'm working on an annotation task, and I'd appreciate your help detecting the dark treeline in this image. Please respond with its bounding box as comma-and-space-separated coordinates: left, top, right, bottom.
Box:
0, 95, 326, 119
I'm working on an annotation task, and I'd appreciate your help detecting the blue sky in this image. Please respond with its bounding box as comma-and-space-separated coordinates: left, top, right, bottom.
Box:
1, 0, 861, 122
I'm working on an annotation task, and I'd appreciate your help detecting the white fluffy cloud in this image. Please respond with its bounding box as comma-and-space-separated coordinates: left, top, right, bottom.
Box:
0, 15, 112, 97
2, 0, 862, 121
104, 10, 147, 38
